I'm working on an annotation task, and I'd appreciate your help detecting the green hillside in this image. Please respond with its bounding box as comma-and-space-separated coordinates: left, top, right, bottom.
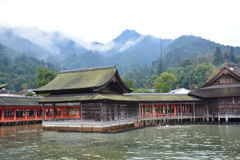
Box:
162, 35, 240, 68
0, 43, 59, 91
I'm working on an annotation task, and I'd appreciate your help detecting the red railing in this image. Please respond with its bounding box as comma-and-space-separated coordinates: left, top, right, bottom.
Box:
3, 117, 14, 121
0, 106, 81, 122
140, 113, 192, 119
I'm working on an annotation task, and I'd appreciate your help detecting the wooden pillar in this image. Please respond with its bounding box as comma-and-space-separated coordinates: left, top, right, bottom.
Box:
35, 109, 37, 119
177, 105, 179, 121
225, 104, 228, 122
166, 103, 168, 118
218, 101, 220, 122
61, 107, 64, 118
2, 109, 4, 121
174, 105, 177, 116
206, 102, 209, 122
52, 103, 56, 120
180, 104, 182, 122
152, 103, 154, 118
138, 104, 141, 120
42, 104, 45, 120
101, 103, 103, 122
193, 102, 196, 122
81, 103, 83, 122
25, 109, 27, 120
218, 112, 220, 122
13, 109, 16, 120
76, 107, 79, 118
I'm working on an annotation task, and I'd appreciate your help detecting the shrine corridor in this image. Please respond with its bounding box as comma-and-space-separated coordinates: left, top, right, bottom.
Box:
0, 105, 81, 124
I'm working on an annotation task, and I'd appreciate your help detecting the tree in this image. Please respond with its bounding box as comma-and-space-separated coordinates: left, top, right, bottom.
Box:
21, 83, 28, 91
36, 67, 57, 88
153, 72, 178, 93
25, 91, 35, 96
178, 59, 192, 68
213, 47, 223, 66
223, 51, 230, 61
192, 62, 215, 88
122, 79, 135, 89
229, 46, 237, 63
133, 87, 153, 93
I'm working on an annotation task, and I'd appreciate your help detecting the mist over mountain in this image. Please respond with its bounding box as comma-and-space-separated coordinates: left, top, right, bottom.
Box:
1, 25, 239, 75
0, 26, 173, 72
0, 26, 51, 60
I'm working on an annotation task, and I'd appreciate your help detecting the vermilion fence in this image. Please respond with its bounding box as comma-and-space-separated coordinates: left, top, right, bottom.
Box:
0, 106, 81, 122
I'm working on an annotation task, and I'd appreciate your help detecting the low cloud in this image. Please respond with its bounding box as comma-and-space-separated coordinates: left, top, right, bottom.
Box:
12, 26, 60, 54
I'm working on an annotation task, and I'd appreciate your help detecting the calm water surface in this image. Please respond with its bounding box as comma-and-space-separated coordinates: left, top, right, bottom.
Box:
0, 124, 240, 160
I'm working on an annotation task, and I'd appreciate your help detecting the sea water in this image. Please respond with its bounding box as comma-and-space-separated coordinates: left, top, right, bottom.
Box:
0, 124, 240, 159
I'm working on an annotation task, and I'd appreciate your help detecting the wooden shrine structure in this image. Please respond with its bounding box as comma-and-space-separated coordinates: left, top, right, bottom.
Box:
1, 66, 240, 131
189, 67, 240, 122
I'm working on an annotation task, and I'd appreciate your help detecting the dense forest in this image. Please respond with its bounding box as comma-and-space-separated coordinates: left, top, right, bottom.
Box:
122, 46, 240, 91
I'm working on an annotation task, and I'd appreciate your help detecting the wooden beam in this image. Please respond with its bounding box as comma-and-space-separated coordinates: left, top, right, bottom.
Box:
53, 103, 56, 120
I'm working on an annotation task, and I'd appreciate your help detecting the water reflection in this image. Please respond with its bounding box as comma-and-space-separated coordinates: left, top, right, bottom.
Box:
0, 124, 240, 159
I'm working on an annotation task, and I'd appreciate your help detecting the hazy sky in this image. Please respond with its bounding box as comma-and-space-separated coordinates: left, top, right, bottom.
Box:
0, 0, 239, 46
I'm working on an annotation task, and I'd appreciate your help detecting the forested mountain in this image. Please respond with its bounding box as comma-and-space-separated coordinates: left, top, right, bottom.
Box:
0, 26, 51, 60
0, 27, 172, 72
0, 43, 59, 91
162, 35, 240, 68
1, 25, 240, 92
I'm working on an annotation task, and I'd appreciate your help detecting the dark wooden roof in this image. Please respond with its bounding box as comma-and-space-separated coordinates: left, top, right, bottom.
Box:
36, 93, 136, 103
189, 86, 240, 98
189, 67, 240, 98
36, 93, 202, 104
34, 65, 132, 94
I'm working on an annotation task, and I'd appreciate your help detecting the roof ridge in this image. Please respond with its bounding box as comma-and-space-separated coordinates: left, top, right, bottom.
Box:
124, 93, 188, 95
58, 65, 117, 74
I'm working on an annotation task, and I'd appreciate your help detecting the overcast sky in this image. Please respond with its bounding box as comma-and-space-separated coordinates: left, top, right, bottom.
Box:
0, 0, 239, 46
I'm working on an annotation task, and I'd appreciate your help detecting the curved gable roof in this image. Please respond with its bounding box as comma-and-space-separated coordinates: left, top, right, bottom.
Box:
34, 65, 131, 94
189, 67, 240, 98
198, 67, 240, 89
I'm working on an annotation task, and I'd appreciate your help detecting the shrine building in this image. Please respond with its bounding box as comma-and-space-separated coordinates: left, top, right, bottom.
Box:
1, 65, 240, 132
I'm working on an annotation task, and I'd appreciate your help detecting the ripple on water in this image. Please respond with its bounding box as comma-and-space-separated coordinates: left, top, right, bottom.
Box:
1, 124, 240, 159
